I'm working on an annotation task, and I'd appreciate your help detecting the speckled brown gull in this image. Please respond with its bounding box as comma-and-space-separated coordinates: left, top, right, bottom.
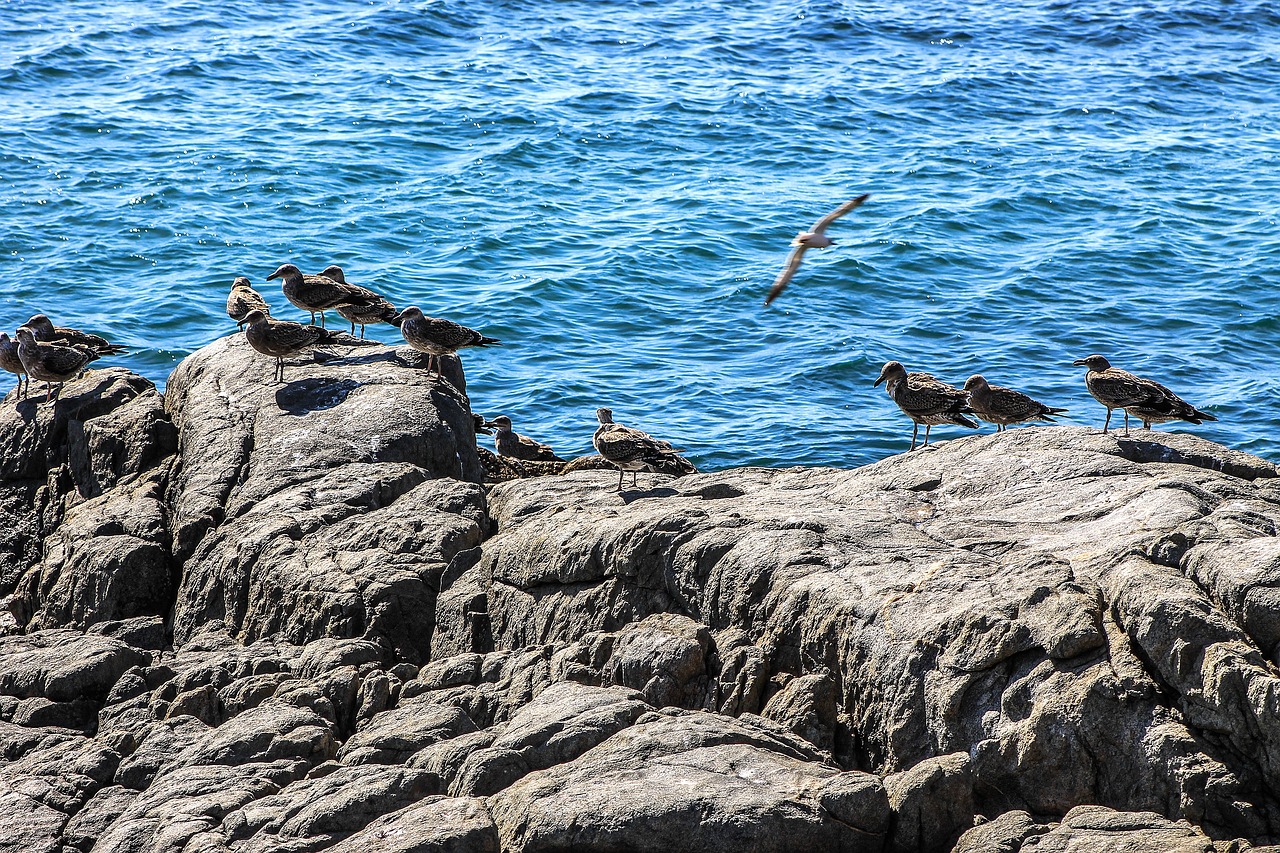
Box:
592, 407, 688, 490
267, 263, 383, 328
312, 266, 400, 339
15, 327, 100, 401
242, 309, 341, 383
25, 314, 126, 356
226, 277, 271, 329
486, 415, 565, 462
0, 333, 28, 399
1073, 354, 1217, 436
873, 360, 977, 451
963, 374, 1067, 432
394, 306, 500, 380
765, 193, 870, 306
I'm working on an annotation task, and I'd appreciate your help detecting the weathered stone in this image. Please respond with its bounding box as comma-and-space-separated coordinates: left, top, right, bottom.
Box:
337, 700, 477, 766
327, 795, 498, 853
487, 709, 890, 852
0, 630, 147, 702
885, 752, 974, 853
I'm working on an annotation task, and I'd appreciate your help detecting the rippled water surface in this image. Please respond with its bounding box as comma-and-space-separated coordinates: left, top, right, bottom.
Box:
3, 0, 1278, 468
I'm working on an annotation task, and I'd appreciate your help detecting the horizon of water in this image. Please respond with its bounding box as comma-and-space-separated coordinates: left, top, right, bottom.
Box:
3, 0, 1279, 469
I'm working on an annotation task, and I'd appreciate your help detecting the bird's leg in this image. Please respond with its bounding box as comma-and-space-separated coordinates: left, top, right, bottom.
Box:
1103, 409, 1112, 434
45, 382, 53, 403
910, 423, 919, 451
1123, 410, 1130, 437
350, 320, 356, 336
318, 312, 326, 329
616, 467, 624, 491
309, 312, 317, 326
924, 425, 932, 447
359, 324, 366, 340
632, 471, 639, 489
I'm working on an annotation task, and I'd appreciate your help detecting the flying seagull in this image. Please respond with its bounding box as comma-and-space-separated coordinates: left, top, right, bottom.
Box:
765, 193, 870, 306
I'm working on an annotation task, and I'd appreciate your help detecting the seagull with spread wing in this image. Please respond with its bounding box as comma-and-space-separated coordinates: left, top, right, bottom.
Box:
765, 193, 870, 306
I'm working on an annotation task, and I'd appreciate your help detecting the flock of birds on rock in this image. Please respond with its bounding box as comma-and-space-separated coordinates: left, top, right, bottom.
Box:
1, 194, 1223, 487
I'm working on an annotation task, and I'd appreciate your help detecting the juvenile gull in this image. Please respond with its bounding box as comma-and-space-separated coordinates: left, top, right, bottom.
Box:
394, 306, 500, 379
267, 263, 382, 328
25, 314, 126, 356
241, 309, 342, 383
1072, 354, 1217, 436
226, 277, 271, 329
963, 374, 1067, 432
0, 333, 27, 398
765, 193, 870, 306
873, 360, 977, 451
486, 415, 565, 462
592, 407, 688, 490
15, 327, 100, 402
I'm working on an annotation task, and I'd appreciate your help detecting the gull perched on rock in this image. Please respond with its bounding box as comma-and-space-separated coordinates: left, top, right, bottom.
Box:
874, 361, 977, 451
241, 309, 342, 383
592, 407, 689, 490
765, 193, 870, 306
486, 415, 565, 462
15, 327, 100, 402
963, 374, 1067, 432
315, 265, 400, 339
0, 333, 27, 399
1073, 354, 1216, 436
394, 306, 500, 379
226, 277, 271, 329
25, 314, 126, 356
268, 263, 384, 328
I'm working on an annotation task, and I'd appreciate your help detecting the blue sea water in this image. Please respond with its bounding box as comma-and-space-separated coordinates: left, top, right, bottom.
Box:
2, 0, 1278, 469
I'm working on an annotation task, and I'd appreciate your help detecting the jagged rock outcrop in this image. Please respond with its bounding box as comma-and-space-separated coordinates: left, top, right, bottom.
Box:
2, 354, 1279, 851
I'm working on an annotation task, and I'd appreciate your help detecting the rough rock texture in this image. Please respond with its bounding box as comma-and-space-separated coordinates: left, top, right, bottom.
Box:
3, 352, 1280, 851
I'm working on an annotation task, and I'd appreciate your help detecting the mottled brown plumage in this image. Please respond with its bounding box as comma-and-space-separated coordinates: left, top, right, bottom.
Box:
1073, 354, 1216, 435
963, 374, 1067, 432
0, 333, 26, 399
15, 327, 100, 401
25, 314, 125, 356
227, 277, 271, 329
874, 360, 977, 450
592, 407, 690, 490
268, 263, 383, 328
395, 306, 500, 379
486, 415, 565, 462
242, 309, 341, 382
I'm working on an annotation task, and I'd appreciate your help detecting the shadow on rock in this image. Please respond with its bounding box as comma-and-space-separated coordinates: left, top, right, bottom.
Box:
620, 487, 679, 504
276, 378, 360, 416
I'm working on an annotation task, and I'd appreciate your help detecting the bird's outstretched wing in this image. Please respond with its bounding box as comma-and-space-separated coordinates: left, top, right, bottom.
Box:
765, 245, 808, 306
810, 193, 870, 234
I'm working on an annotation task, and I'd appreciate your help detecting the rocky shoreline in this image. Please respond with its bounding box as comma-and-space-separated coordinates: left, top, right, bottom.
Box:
1, 335, 1278, 852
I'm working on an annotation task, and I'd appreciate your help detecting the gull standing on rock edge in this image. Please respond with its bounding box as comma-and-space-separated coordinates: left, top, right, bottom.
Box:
24, 314, 126, 356
241, 309, 342, 383
15, 327, 100, 402
765, 193, 870, 306
0, 333, 27, 399
486, 415, 565, 462
1073, 354, 1217, 436
268, 263, 383, 329
394, 306, 500, 381
318, 265, 401, 339
592, 407, 688, 491
874, 361, 977, 451
963, 374, 1067, 432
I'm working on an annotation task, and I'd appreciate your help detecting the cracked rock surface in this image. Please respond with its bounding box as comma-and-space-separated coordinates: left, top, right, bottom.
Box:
1, 346, 1278, 852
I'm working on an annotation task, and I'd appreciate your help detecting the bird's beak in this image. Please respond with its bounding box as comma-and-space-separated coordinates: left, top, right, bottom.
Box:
1071, 358, 1087, 367
872, 374, 886, 387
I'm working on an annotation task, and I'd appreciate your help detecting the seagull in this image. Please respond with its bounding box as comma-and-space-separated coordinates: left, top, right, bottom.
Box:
0, 333, 28, 399
267, 263, 383, 328
226, 277, 271, 329
963, 374, 1067, 432
241, 309, 342, 382
592, 407, 689, 490
1073, 355, 1216, 436
312, 266, 400, 338
485, 415, 565, 462
874, 361, 977, 451
394, 306, 500, 379
765, 193, 870, 306
15, 327, 100, 402
24, 314, 126, 356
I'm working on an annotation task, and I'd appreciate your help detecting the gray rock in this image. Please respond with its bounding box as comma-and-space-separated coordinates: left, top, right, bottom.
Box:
164, 335, 488, 660
486, 709, 890, 852
0, 630, 147, 702
61, 785, 138, 851
451, 682, 650, 796
326, 795, 499, 853
337, 700, 477, 766
448, 427, 1280, 840
1015, 805, 1220, 852
885, 752, 974, 853
0, 777, 64, 853
950, 810, 1045, 852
